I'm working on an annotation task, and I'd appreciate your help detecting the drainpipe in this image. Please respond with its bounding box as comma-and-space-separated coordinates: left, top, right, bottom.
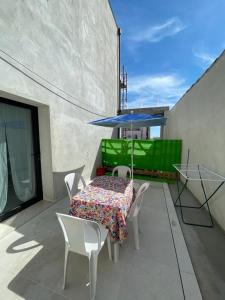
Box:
117, 27, 121, 114
117, 27, 121, 138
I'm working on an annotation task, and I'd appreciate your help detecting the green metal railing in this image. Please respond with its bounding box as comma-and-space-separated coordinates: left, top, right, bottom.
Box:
101, 139, 182, 172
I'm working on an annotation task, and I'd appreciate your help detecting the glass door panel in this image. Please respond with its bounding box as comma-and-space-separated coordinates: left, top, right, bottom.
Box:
0, 100, 42, 221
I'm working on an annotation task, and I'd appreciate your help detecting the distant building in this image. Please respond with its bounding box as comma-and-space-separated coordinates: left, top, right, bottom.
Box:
122, 127, 149, 139
120, 106, 169, 139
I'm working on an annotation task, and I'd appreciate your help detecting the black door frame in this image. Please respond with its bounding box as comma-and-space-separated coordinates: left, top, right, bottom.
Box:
0, 97, 43, 221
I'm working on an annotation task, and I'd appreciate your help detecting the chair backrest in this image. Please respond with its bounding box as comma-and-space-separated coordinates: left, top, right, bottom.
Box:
64, 172, 86, 201
112, 166, 131, 179
56, 213, 101, 256
128, 182, 150, 218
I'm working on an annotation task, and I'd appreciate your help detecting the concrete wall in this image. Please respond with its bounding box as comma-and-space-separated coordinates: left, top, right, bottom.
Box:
165, 51, 225, 230
0, 0, 119, 200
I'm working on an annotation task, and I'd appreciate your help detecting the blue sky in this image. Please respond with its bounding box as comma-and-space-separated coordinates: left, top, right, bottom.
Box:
110, 0, 225, 109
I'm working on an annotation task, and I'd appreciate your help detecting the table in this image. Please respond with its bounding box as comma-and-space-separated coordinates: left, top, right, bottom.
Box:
173, 164, 225, 227
69, 175, 133, 261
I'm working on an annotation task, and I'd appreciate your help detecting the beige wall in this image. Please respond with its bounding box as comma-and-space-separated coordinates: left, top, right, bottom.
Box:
165, 51, 225, 230
0, 0, 119, 200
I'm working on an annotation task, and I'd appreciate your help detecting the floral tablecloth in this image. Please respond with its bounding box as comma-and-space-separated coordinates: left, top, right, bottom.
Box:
70, 176, 133, 241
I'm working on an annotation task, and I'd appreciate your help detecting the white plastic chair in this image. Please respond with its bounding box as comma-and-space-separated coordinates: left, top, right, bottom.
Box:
127, 182, 150, 250
112, 165, 131, 179
64, 172, 86, 203
56, 213, 112, 300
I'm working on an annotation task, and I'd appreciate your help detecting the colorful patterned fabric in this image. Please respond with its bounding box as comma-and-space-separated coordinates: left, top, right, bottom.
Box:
70, 176, 133, 241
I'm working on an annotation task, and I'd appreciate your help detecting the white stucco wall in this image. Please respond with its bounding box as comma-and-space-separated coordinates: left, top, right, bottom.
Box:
0, 0, 119, 200
165, 51, 225, 230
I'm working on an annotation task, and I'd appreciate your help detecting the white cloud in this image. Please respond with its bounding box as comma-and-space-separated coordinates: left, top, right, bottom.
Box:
193, 50, 216, 68
131, 17, 186, 43
127, 74, 188, 108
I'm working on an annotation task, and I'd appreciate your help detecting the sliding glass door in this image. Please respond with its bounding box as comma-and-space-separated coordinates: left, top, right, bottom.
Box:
0, 99, 42, 221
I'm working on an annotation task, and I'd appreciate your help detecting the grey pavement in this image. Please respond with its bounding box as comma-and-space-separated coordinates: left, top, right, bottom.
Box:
0, 181, 201, 300
170, 182, 225, 300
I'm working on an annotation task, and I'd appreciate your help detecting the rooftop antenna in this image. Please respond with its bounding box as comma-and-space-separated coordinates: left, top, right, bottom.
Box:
120, 65, 128, 110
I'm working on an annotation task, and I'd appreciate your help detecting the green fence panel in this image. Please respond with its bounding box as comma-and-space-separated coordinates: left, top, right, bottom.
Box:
102, 139, 182, 172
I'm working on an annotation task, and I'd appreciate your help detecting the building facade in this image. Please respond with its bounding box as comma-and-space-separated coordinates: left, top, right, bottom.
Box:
122, 127, 149, 139
121, 106, 169, 139
0, 0, 119, 220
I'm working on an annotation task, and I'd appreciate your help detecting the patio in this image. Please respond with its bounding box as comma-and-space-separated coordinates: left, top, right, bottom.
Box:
0, 180, 202, 300
170, 182, 225, 300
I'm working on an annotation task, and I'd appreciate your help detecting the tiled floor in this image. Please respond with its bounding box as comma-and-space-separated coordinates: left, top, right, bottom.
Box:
0, 181, 201, 300
170, 182, 225, 300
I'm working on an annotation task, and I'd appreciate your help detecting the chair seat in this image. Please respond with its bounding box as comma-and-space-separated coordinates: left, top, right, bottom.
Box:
85, 224, 108, 253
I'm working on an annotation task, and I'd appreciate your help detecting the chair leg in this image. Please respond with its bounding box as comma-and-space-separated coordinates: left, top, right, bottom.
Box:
63, 245, 69, 289
138, 217, 141, 234
133, 216, 140, 250
107, 235, 112, 260
89, 254, 98, 300
113, 242, 119, 263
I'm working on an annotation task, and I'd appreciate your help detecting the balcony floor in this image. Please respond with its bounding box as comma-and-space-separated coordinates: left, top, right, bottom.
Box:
0, 181, 201, 300
169, 182, 225, 300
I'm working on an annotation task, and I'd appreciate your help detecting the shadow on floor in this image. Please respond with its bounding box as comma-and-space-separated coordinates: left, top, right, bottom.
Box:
169, 182, 225, 300
0, 181, 185, 300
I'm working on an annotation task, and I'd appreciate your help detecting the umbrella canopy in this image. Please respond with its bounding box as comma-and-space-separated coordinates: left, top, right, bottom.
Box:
89, 113, 167, 128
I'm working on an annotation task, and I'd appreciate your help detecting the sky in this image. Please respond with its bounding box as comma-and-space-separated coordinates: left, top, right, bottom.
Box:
110, 0, 225, 110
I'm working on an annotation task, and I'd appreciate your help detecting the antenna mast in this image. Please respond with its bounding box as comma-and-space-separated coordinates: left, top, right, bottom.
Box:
120, 66, 128, 110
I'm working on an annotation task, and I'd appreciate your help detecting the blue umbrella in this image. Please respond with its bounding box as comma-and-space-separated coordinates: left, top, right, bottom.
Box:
89, 112, 167, 179
89, 113, 166, 128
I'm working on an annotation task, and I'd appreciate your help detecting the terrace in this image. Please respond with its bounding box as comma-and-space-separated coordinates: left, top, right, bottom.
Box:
0, 180, 202, 300
0, 1, 224, 299
1, 133, 225, 300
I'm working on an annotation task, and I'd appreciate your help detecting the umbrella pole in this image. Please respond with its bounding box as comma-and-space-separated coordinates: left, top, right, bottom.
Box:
131, 119, 134, 180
